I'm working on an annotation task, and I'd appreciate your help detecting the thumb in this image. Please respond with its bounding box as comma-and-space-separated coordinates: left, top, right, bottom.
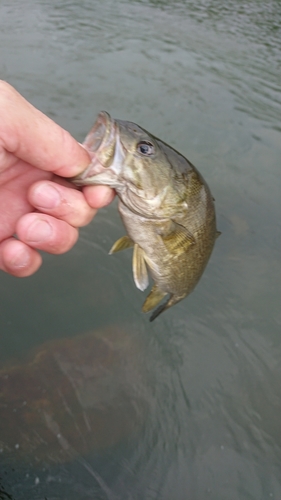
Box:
0, 80, 90, 177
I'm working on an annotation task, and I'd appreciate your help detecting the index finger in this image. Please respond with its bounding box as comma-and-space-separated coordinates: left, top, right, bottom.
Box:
0, 80, 91, 177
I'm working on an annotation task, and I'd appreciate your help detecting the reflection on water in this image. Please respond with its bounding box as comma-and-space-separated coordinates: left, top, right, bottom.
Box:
0, 0, 280, 498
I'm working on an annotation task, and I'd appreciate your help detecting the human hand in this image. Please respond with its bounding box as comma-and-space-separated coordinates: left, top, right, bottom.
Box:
0, 81, 115, 277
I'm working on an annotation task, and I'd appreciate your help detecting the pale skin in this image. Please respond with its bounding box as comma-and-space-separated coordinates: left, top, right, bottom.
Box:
0, 81, 115, 277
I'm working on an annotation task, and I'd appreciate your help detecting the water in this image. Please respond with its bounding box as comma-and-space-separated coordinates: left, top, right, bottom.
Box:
0, 0, 280, 498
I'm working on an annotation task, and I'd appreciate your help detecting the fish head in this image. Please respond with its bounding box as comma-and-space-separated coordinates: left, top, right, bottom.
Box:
73, 112, 196, 218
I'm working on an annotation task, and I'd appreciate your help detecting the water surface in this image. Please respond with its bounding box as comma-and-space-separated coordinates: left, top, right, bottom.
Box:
0, 0, 280, 499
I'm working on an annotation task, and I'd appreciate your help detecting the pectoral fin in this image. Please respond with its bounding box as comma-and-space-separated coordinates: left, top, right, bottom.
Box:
109, 235, 134, 254
162, 222, 195, 254
132, 244, 149, 291
142, 284, 168, 313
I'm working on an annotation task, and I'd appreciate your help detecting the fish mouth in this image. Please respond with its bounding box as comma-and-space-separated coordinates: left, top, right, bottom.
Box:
72, 111, 124, 187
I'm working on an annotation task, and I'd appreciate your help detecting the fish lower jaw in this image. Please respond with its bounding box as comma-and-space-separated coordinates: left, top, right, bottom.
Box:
72, 156, 107, 185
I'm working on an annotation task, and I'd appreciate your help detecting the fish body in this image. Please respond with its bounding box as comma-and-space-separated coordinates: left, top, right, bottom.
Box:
73, 112, 219, 320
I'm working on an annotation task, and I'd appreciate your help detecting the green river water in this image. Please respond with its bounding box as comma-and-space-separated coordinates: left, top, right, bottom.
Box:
0, 1, 280, 499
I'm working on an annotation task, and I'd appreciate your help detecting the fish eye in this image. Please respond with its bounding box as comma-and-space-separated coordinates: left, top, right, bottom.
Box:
137, 141, 155, 156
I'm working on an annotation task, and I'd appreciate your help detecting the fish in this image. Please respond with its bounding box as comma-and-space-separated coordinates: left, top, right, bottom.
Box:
73, 112, 220, 321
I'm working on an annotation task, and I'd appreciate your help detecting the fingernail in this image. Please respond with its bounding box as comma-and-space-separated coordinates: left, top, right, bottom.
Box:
33, 183, 61, 209
26, 219, 52, 243
11, 247, 30, 268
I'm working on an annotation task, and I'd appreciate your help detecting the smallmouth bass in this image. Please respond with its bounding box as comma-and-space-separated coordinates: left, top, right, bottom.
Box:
73, 112, 220, 321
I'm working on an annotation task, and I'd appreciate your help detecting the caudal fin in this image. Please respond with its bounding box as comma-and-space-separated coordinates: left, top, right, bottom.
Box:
149, 294, 182, 322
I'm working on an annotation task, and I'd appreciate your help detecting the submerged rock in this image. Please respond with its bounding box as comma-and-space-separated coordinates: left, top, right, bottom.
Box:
0, 326, 146, 465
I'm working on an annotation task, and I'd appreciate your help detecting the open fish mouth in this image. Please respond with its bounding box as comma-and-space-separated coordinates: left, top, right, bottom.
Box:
72, 111, 120, 185
83, 111, 116, 156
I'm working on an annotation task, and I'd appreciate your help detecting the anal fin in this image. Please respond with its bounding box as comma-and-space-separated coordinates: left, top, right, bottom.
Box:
142, 284, 167, 313
149, 293, 183, 322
